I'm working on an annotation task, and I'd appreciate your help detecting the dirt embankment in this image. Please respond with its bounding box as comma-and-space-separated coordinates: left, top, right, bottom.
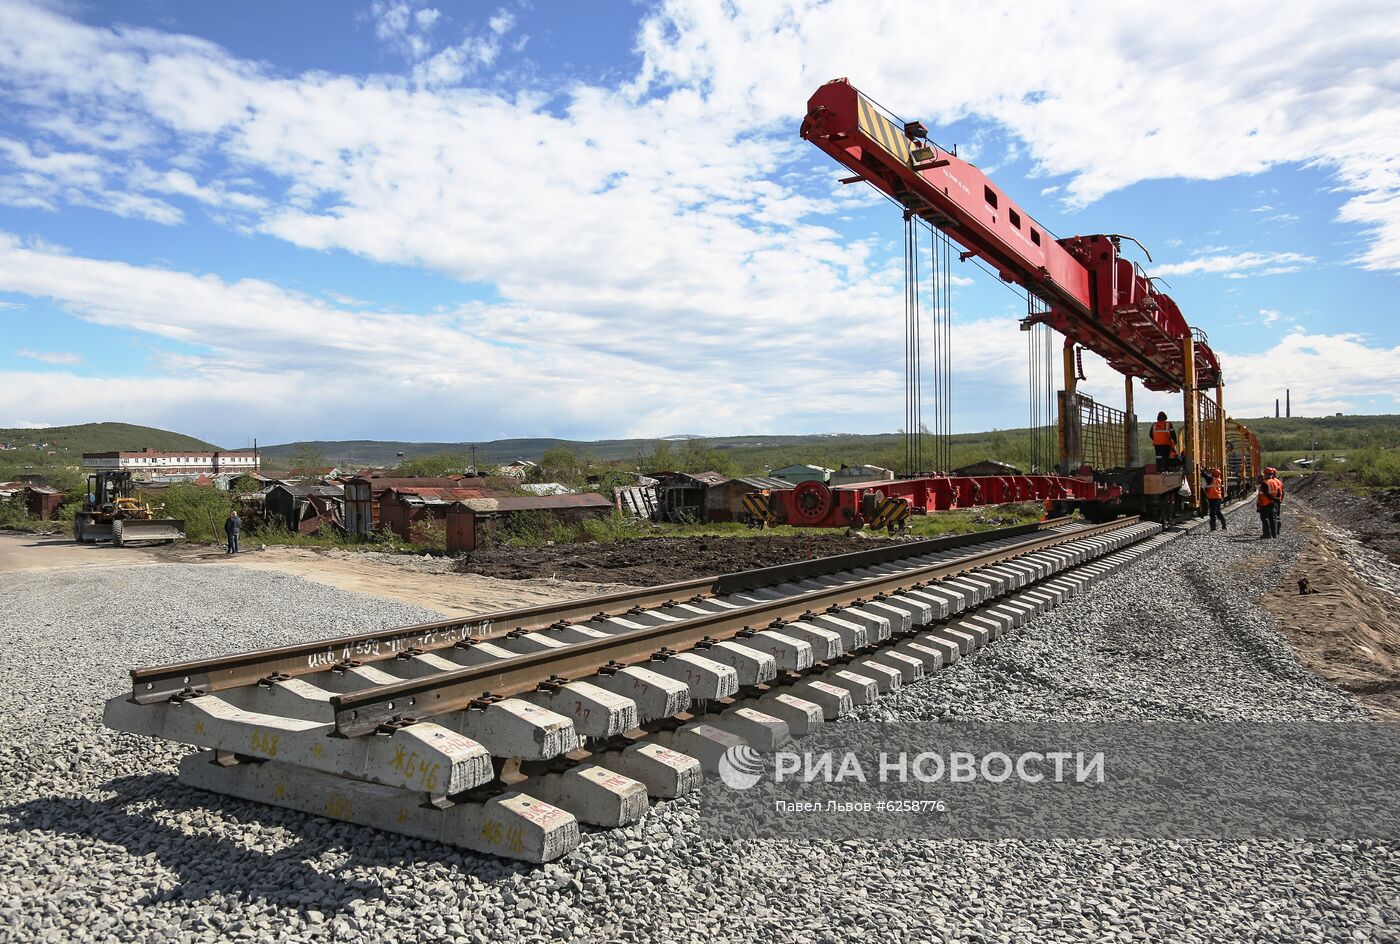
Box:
456, 533, 890, 585
1288, 472, 1400, 564
1263, 479, 1400, 720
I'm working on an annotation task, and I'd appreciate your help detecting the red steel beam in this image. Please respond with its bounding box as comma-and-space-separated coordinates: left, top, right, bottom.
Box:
767, 475, 1121, 530
801, 78, 1220, 392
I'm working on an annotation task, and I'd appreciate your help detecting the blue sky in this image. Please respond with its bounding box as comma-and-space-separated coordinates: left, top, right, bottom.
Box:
0, 0, 1397, 448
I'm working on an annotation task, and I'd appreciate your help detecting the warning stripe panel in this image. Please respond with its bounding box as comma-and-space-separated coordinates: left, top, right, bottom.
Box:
870, 497, 910, 530
856, 94, 912, 165
743, 493, 773, 522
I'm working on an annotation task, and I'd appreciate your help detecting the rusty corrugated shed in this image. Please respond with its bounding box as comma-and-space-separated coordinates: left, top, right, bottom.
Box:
344, 475, 470, 534
386, 486, 500, 505
454, 493, 613, 513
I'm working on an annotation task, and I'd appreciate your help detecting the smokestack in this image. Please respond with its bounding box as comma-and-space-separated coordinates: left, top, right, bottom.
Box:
1286, 389, 1291, 418
1275, 398, 1280, 418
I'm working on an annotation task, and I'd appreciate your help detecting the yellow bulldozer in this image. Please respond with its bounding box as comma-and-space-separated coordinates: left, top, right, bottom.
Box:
74, 471, 185, 545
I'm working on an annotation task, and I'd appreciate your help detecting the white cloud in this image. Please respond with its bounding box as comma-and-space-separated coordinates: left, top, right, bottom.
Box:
0, 232, 1044, 439
15, 348, 81, 364
1151, 251, 1314, 277
415, 8, 441, 32
371, 1, 441, 60
1259, 308, 1280, 324
1074, 330, 1400, 421
630, 0, 1400, 270
1222, 332, 1400, 416
411, 34, 500, 86
488, 9, 516, 36
366, 0, 510, 85
0, 1, 1397, 439
0, 135, 184, 223
127, 166, 266, 211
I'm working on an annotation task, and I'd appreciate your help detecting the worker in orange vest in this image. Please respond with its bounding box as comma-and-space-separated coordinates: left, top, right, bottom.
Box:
1203, 466, 1226, 531
1256, 466, 1284, 539
1151, 412, 1178, 469
1266, 467, 1285, 536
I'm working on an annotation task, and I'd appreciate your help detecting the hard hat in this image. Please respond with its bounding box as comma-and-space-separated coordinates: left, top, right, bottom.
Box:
1264, 466, 1276, 475
1156, 411, 1168, 420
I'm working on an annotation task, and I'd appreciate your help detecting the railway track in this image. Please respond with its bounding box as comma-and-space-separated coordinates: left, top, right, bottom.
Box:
105, 514, 1186, 862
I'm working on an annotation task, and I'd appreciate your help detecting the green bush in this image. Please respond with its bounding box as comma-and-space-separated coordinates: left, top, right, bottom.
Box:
142, 484, 234, 543
1358, 449, 1400, 487
0, 499, 32, 528
491, 509, 578, 546
394, 450, 471, 477
580, 513, 652, 542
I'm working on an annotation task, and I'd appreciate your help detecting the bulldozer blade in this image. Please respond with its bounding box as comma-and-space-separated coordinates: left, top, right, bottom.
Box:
113, 519, 186, 545
74, 520, 113, 543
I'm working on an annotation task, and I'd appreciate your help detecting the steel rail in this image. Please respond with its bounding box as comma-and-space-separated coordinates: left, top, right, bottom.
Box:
331, 516, 1142, 736
130, 518, 1070, 703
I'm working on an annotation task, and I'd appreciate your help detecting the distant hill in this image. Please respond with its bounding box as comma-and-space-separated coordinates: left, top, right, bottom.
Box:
0, 422, 220, 460
259, 414, 1400, 476
255, 434, 878, 467
7, 414, 1394, 476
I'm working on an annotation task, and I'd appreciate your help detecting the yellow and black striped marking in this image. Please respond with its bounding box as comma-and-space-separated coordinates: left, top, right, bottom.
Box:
856, 93, 913, 165
869, 496, 911, 531
742, 491, 777, 529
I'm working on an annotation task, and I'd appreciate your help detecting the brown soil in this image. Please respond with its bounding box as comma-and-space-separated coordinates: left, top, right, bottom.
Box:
1262, 511, 1400, 721
456, 533, 893, 585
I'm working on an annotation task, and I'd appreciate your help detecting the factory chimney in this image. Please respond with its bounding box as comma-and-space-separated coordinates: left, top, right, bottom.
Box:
1275, 398, 1280, 418
1286, 389, 1291, 418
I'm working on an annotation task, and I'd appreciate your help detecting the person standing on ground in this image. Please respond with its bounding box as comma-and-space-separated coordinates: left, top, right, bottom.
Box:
224, 509, 241, 555
1204, 467, 1227, 531
1256, 468, 1283, 539
1151, 412, 1179, 469
1264, 467, 1284, 537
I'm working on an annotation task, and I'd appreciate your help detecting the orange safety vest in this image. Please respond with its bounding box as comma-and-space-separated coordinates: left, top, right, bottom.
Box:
1205, 472, 1223, 501
1151, 420, 1174, 446
1256, 477, 1283, 507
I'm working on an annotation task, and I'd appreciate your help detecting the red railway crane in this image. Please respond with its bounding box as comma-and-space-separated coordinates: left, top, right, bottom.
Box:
750, 79, 1257, 531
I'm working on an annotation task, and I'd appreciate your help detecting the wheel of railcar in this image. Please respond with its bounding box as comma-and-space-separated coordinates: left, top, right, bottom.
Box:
791, 480, 832, 524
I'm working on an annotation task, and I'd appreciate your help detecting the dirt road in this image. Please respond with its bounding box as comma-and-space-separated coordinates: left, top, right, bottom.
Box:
0, 532, 628, 617
0, 532, 157, 573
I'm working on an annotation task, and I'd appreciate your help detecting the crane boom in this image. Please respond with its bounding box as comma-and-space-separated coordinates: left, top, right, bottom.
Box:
800, 78, 1220, 392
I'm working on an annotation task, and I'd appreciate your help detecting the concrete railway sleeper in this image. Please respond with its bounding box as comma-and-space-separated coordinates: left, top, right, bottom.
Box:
105, 511, 1228, 862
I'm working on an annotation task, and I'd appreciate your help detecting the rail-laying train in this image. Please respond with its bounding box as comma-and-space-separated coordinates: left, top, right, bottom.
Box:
747, 79, 1261, 531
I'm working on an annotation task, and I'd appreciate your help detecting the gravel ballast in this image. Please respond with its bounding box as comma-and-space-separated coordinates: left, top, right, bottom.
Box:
2, 509, 1397, 943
